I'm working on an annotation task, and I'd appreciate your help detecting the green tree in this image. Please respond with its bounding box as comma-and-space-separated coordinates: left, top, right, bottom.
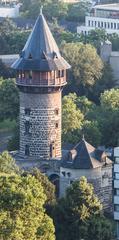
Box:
62, 42, 103, 89
0, 78, 19, 121
0, 18, 16, 54
53, 177, 106, 240
62, 94, 84, 142
67, 0, 91, 22
81, 120, 102, 146
0, 174, 55, 240
44, 1, 68, 20
91, 63, 115, 103
24, 168, 56, 209
0, 151, 19, 174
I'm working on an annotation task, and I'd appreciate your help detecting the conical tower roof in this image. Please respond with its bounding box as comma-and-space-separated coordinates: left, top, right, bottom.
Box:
12, 12, 70, 71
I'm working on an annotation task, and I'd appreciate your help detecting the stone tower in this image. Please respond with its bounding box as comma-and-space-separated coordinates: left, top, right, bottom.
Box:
12, 11, 70, 161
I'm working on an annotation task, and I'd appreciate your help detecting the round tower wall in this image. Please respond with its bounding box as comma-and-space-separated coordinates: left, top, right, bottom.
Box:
19, 90, 62, 160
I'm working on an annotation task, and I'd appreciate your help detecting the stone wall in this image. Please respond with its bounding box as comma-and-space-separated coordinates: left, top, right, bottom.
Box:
19, 90, 62, 160
60, 165, 112, 212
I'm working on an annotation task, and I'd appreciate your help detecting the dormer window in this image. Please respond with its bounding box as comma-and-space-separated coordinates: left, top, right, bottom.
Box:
41, 51, 46, 59
28, 53, 32, 59
53, 51, 58, 59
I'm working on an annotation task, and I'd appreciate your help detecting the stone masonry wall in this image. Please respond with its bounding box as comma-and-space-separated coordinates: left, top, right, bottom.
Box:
19, 91, 62, 160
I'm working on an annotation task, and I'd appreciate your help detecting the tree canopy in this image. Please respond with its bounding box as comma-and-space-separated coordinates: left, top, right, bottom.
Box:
62, 42, 103, 88
0, 78, 19, 121
0, 174, 55, 240
0, 151, 19, 174
53, 177, 114, 240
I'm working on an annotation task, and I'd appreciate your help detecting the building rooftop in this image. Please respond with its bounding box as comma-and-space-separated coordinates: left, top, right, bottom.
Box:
12, 11, 70, 71
93, 3, 119, 11
62, 139, 112, 169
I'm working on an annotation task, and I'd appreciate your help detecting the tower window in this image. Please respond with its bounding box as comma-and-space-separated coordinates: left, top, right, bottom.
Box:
22, 72, 25, 78
55, 122, 59, 128
25, 121, 30, 134
55, 108, 59, 115
25, 108, 31, 115
29, 71, 32, 79
56, 70, 60, 78
25, 145, 30, 156
61, 70, 64, 77
50, 142, 55, 158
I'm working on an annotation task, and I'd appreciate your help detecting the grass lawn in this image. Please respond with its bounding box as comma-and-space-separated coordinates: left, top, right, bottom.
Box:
0, 119, 16, 133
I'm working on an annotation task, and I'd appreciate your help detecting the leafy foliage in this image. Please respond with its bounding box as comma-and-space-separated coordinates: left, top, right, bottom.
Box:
0, 78, 19, 121
62, 42, 103, 88
62, 94, 84, 142
0, 151, 19, 174
0, 174, 55, 240
53, 177, 114, 240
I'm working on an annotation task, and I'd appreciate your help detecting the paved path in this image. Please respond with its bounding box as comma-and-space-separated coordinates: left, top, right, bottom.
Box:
0, 132, 13, 153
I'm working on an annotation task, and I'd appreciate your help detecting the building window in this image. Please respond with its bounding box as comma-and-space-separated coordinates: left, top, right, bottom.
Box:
56, 70, 60, 78
67, 172, 71, 177
61, 70, 64, 77
98, 22, 100, 27
50, 142, 55, 158
114, 23, 116, 29
55, 122, 59, 128
29, 71, 32, 79
25, 145, 30, 156
25, 121, 30, 134
62, 171, 66, 177
55, 108, 59, 115
111, 22, 113, 29
22, 72, 25, 78
25, 108, 31, 116
88, 20, 90, 26
108, 22, 110, 28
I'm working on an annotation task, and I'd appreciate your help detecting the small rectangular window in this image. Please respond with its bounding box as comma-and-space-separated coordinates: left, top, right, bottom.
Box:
25, 108, 31, 115
25, 121, 30, 134
55, 122, 58, 128
55, 108, 59, 115
25, 145, 30, 156
50, 142, 55, 158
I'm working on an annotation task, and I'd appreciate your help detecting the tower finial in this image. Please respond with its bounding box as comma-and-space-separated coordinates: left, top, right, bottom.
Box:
40, 5, 43, 15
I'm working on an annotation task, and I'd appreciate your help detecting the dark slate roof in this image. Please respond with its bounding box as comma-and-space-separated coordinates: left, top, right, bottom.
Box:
11, 12, 71, 71
62, 139, 112, 169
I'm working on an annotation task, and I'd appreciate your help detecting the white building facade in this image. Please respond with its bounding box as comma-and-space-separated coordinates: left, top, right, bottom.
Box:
0, 4, 20, 18
114, 147, 119, 240
77, 4, 119, 35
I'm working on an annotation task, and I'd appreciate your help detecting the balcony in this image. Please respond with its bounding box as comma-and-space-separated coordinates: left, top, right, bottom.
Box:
16, 77, 67, 87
